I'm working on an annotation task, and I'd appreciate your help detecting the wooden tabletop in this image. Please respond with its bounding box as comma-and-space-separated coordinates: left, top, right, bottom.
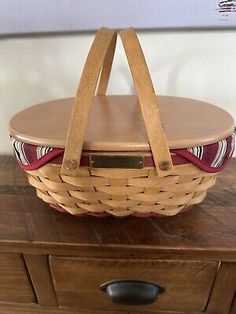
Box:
0, 156, 235, 261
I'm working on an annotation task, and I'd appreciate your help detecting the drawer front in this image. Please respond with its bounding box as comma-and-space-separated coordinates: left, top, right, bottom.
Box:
50, 257, 217, 312
0, 253, 35, 304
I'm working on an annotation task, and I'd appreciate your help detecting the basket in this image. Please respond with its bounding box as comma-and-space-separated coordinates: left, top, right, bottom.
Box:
9, 28, 235, 217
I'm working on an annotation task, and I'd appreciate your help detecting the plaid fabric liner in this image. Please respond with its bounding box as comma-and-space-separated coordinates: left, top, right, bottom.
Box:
12, 131, 235, 173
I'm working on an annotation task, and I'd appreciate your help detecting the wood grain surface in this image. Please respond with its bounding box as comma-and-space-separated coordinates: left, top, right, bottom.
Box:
0, 304, 195, 314
0, 156, 235, 261
206, 262, 236, 313
9, 96, 235, 150
0, 253, 36, 304
50, 257, 217, 312
24, 254, 58, 306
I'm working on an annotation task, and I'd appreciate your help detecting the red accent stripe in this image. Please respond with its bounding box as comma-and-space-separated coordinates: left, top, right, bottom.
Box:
18, 151, 190, 171
14, 130, 235, 173
171, 148, 233, 173
16, 148, 64, 170
18, 148, 233, 173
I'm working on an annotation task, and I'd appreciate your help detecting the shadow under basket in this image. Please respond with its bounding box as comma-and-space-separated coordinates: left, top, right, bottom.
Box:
9, 28, 235, 217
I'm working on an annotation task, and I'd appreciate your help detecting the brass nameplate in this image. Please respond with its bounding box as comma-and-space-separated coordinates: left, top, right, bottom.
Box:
90, 155, 144, 169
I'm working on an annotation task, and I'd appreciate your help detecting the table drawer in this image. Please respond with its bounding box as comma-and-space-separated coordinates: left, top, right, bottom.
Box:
0, 253, 35, 304
49, 257, 217, 313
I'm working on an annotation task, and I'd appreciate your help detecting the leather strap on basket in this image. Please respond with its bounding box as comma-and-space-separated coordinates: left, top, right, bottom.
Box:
61, 27, 173, 177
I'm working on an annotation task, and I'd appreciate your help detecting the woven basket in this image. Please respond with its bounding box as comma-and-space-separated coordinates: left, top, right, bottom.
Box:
26, 162, 217, 217
9, 28, 235, 217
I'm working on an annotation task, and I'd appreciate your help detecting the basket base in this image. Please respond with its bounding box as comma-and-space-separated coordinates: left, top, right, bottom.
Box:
50, 204, 193, 218
26, 162, 217, 217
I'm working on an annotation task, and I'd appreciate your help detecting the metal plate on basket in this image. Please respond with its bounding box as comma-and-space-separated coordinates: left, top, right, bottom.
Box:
90, 155, 144, 169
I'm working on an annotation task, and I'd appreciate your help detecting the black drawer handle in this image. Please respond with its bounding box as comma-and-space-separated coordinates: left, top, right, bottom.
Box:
100, 279, 165, 305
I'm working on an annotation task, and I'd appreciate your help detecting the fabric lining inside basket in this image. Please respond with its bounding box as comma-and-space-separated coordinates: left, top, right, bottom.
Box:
12, 131, 235, 173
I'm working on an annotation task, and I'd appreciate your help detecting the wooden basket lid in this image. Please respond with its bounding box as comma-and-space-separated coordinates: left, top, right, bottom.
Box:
9, 95, 235, 151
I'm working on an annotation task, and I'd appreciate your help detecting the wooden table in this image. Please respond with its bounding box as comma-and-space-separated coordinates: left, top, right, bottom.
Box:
0, 156, 235, 314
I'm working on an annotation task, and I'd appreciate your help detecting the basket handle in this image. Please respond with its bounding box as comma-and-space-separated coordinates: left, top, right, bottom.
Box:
119, 28, 173, 176
61, 28, 117, 175
61, 27, 173, 177
97, 29, 117, 95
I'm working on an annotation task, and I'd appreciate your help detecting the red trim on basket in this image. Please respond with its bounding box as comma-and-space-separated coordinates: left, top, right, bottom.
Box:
171, 149, 232, 173
143, 155, 189, 167
18, 148, 64, 170
17, 148, 232, 173
13, 130, 235, 173
17, 151, 190, 171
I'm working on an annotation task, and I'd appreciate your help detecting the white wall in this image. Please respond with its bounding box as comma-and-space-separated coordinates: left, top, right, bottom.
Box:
1, 30, 236, 154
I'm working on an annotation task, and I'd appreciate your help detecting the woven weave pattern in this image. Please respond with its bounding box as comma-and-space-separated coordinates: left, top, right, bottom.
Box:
26, 163, 217, 217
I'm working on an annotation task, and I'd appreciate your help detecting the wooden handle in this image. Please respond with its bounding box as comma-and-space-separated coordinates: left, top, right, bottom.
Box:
119, 28, 173, 176
97, 29, 117, 95
61, 28, 117, 175
61, 27, 173, 177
